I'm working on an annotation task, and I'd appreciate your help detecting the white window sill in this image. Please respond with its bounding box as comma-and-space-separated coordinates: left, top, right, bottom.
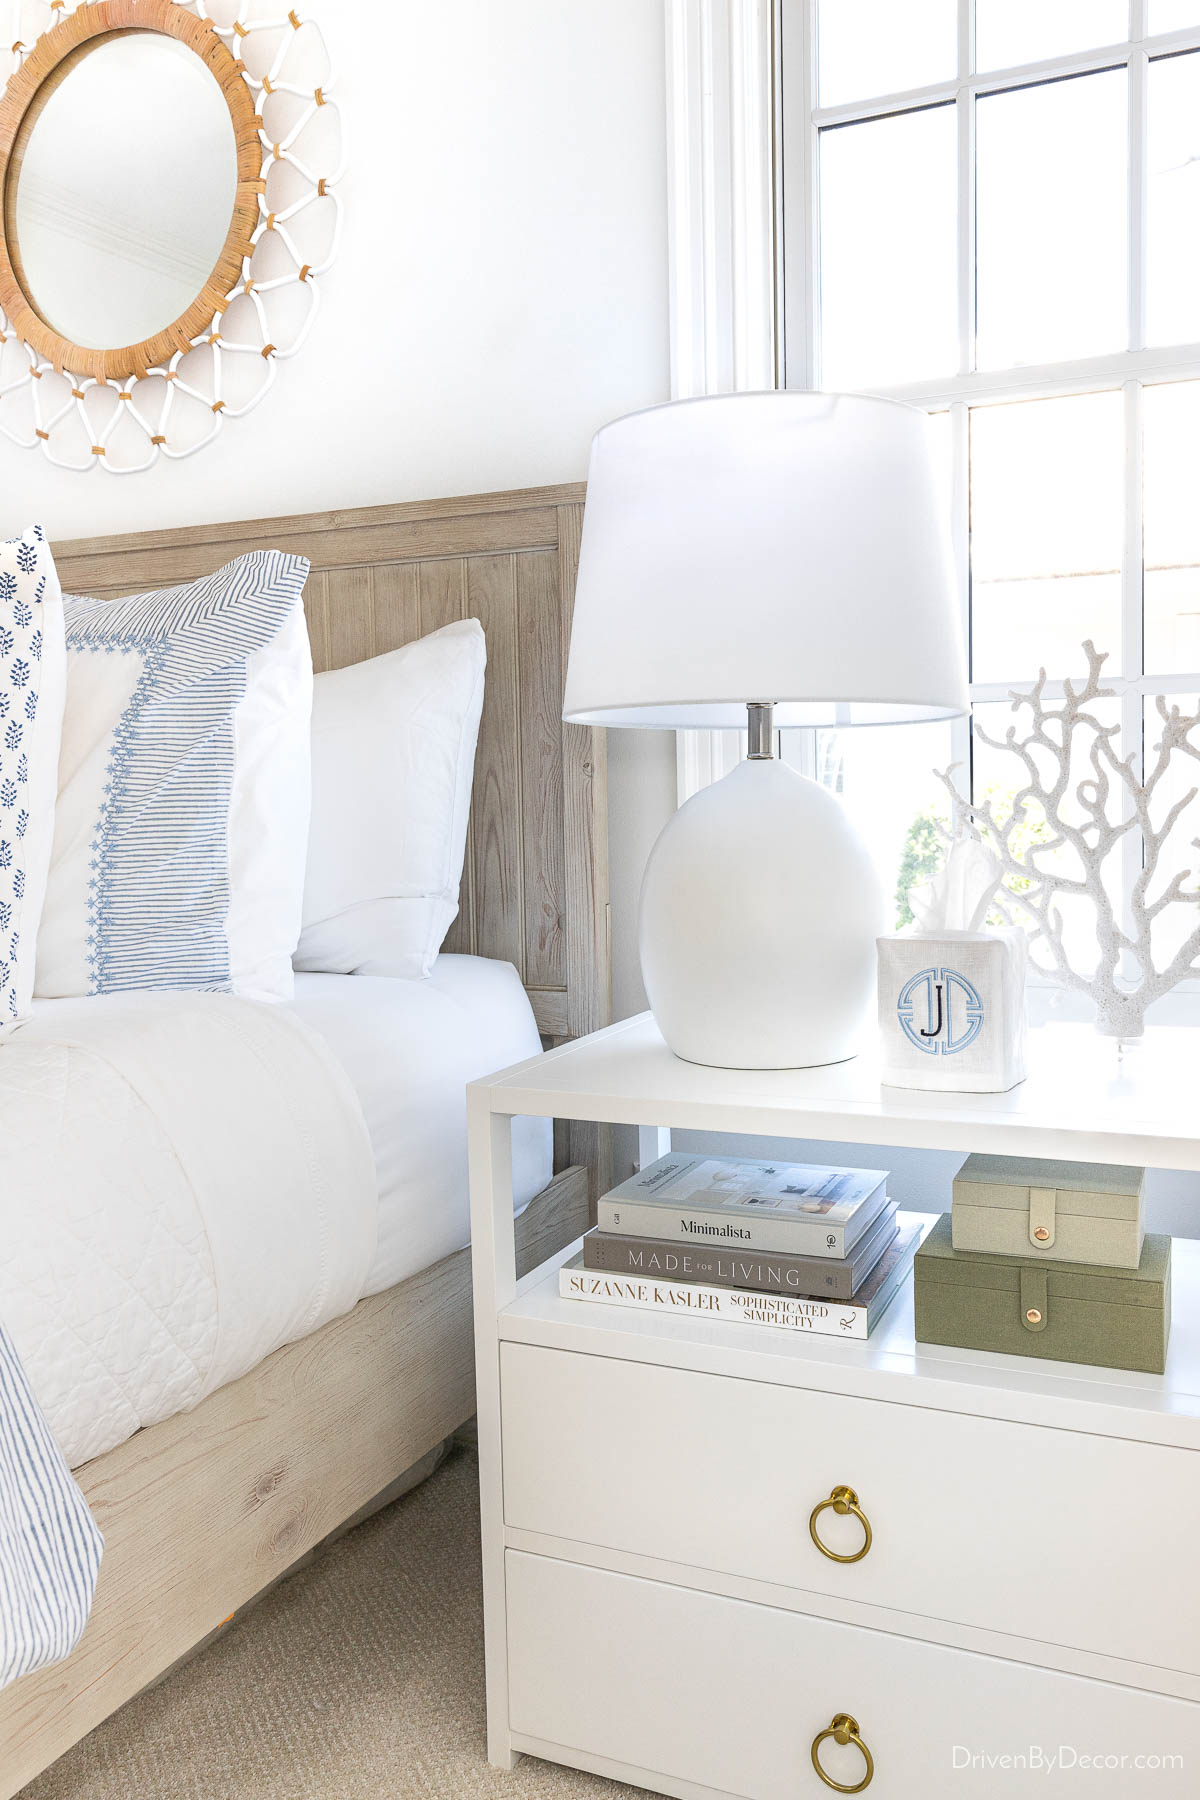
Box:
1026, 982, 1200, 1030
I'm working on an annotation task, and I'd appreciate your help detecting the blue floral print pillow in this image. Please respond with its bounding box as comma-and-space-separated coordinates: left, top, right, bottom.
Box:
0, 528, 65, 1030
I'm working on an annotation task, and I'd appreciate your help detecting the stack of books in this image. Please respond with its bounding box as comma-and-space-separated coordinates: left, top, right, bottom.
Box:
559, 1152, 920, 1340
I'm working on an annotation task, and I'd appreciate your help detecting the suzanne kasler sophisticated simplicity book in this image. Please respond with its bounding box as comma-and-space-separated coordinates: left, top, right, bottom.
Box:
596, 1152, 890, 1257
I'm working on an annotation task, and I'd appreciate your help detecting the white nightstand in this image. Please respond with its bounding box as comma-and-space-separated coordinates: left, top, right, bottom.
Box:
468, 1015, 1200, 1799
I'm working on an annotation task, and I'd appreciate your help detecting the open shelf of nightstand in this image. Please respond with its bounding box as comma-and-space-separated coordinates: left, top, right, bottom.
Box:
499, 1217, 1200, 1451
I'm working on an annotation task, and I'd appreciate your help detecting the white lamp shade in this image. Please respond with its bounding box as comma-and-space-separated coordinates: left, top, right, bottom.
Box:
562, 390, 967, 729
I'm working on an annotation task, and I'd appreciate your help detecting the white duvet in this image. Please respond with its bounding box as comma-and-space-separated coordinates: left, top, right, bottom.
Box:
0, 992, 377, 1470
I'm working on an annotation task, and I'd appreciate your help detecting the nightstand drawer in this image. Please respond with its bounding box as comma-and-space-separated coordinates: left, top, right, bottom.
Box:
501, 1342, 1200, 1673
507, 1551, 1199, 1799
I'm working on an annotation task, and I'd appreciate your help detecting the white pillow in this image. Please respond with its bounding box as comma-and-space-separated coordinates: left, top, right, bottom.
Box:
0, 527, 65, 1031
296, 620, 486, 979
35, 551, 312, 1003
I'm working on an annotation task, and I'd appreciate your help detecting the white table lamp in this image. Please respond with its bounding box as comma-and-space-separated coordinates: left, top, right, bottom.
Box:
563, 391, 968, 1070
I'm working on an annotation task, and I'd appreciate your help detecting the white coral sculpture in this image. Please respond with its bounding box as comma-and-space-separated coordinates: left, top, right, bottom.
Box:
936, 642, 1200, 1041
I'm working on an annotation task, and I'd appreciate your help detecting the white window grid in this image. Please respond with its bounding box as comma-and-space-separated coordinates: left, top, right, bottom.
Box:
779, 0, 1200, 993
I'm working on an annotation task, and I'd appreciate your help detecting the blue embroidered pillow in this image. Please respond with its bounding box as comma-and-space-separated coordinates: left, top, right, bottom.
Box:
0, 528, 65, 1031
34, 552, 313, 1003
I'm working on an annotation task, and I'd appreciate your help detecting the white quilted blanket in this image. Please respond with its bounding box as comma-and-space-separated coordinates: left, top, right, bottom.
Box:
0, 992, 377, 1471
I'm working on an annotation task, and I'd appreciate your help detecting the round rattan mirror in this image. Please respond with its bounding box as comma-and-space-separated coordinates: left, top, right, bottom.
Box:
0, 3, 259, 380
0, 2, 342, 471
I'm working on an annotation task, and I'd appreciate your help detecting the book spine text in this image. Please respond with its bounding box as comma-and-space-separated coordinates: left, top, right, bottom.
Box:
584, 1236, 860, 1300
596, 1200, 850, 1257
559, 1266, 868, 1339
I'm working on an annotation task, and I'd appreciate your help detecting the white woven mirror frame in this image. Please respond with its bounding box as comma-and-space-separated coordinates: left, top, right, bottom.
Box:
0, 0, 343, 472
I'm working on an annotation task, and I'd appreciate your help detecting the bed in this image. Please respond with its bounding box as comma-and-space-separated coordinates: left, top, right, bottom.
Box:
0, 482, 608, 1797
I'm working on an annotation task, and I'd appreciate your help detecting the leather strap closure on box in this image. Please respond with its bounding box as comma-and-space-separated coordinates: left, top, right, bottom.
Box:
1028, 1186, 1056, 1249
1020, 1267, 1048, 1332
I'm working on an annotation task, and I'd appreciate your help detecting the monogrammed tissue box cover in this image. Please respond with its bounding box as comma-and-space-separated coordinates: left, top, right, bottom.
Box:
877, 926, 1027, 1094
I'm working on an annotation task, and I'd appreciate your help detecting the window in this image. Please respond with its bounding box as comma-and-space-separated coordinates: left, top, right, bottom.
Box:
781, 1, 1200, 993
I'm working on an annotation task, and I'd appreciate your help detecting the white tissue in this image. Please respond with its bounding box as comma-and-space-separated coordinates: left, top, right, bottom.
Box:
907, 836, 1003, 936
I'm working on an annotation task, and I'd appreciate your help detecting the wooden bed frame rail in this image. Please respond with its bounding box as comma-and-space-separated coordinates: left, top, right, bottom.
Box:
0, 1169, 590, 1798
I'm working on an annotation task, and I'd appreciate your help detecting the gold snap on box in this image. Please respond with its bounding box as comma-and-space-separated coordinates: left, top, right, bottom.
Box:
914, 1214, 1171, 1375
952, 1154, 1146, 1269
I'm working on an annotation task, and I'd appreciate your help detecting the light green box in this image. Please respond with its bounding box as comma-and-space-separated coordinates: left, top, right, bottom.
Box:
915, 1214, 1171, 1375
952, 1154, 1145, 1270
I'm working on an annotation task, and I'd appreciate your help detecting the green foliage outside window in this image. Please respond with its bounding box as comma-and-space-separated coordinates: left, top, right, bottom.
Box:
894, 804, 947, 927
894, 785, 1052, 930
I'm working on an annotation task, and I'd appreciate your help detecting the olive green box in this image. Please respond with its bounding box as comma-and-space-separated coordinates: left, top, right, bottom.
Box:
914, 1214, 1171, 1375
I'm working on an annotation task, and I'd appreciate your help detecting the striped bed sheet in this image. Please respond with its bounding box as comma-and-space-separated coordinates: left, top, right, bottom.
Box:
0, 1325, 102, 1692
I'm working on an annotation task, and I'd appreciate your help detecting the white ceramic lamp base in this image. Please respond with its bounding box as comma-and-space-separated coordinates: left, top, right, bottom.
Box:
638, 757, 884, 1070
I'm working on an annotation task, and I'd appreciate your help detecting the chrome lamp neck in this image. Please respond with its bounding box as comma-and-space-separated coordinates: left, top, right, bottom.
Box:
746, 702, 776, 760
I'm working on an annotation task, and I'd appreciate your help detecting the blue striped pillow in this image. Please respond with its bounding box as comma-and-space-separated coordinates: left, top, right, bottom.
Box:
35, 552, 313, 1002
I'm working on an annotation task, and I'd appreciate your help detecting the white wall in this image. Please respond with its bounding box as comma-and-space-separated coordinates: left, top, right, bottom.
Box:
3, 0, 676, 1082
3, 1, 671, 537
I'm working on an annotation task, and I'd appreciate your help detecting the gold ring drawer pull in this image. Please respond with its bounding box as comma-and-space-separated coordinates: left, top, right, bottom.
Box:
811, 1713, 874, 1792
808, 1485, 872, 1563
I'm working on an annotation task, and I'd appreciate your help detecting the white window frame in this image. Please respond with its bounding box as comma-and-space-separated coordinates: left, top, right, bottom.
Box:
778, 0, 1200, 1002
665, 0, 780, 804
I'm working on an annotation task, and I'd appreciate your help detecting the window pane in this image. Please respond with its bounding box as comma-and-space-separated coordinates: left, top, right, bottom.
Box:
972, 691, 1124, 973
974, 1, 1126, 71
1144, 382, 1200, 672
970, 393, 1124, 683
1143, 695, 1200, 973
975, 71, 1127, 369
818, 106, 957, 389
1149, 2, 1200, 32
1146, 53, 1200, 347
783, 721, 955, 931
818, 0, 956, 106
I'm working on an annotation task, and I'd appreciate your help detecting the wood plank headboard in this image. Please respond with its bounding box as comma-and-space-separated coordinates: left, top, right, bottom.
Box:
51, 483, 611, 1053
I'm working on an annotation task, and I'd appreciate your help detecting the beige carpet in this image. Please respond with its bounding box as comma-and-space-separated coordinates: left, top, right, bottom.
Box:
23, 1448, 654, 1800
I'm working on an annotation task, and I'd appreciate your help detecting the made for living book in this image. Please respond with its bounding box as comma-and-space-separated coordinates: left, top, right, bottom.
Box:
596, 1152, 890, 1257
582, 1202, 899, 1302
559, 1221, 924, 1341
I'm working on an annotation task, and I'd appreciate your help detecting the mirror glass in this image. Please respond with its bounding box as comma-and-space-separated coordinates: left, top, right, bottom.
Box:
10, 33, 238, 351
